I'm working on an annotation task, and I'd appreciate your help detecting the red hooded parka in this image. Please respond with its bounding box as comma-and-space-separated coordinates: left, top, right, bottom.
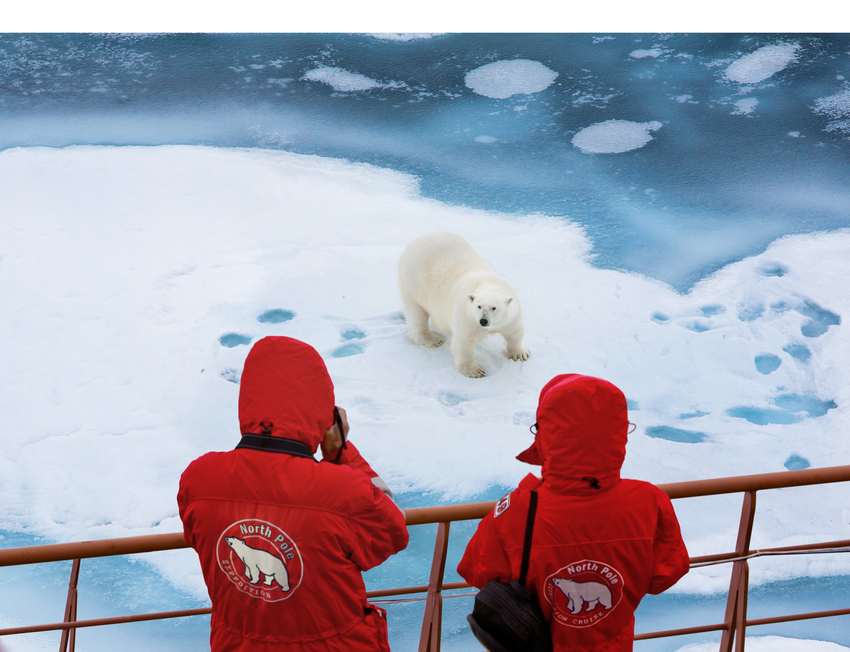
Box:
458, 374, 689, 651
178, 337, 409, 652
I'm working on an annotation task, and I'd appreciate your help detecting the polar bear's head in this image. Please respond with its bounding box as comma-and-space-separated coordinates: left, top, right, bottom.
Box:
224, 536, 242, 550
467, 284, 519, 330
553, 578, 577, 595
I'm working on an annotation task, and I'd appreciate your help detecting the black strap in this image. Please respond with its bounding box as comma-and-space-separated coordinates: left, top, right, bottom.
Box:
519, 489, 538, 587
236, 435, 315, 459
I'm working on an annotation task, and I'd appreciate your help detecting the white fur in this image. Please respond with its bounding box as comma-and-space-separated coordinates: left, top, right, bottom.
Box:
225, 537, 290, 590
553, 578, 613, 614
398, 233, 529, 378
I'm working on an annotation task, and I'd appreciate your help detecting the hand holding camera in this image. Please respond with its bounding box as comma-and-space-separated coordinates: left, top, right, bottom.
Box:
322, 406, 349, 462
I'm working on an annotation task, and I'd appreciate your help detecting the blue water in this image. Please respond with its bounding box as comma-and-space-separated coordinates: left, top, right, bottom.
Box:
646, 425, 709, 443
331, 342, 365, 357
3, 33, 850, 290
728, 392, 837, 425
783, 343, 812, 363
218, 332, 252, 348
341, 327, 367, 341
256, 308, 295, 324
784, 453, 811, 470
798, 299, 841, 338
754, 353, 782, 375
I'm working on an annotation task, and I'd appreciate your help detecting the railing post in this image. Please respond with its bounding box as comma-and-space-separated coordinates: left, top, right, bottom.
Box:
418, 522, 450, 652
58, 558, 81, 652
720, 491, 756, 652
734, 561, 749, 652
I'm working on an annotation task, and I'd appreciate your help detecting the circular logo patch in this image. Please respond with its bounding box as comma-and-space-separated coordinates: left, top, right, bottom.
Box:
216, 519, 304, 602
543, 560, 624, 628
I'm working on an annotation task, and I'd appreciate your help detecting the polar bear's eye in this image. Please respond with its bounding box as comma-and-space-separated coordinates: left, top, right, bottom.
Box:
477, 305, 481, 309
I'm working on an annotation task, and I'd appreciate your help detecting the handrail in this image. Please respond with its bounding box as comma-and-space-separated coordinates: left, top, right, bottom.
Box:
1, 464, 850, 652
3, 464, 848, 567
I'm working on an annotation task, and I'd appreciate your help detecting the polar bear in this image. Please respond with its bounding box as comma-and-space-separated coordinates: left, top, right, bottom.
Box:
224, 537, 290, 591
398, 233, 528, 378
553, 578, 613, 614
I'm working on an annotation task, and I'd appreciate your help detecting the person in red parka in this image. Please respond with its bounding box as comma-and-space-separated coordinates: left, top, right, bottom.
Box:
178, 336, 409, 652
458, 374, 689, 651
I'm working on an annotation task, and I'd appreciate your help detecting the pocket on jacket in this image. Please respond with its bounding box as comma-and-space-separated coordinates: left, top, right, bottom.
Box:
364, 604, 390, 652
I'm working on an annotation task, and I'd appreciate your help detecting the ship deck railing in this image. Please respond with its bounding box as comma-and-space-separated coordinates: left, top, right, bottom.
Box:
2, 465, 850, 651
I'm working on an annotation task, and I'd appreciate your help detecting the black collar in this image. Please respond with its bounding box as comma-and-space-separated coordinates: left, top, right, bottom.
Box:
236, 434, 316, 460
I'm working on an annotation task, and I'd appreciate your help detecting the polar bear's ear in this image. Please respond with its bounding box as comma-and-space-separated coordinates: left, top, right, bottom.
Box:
469, 295, 475, 303
506, 297, 513, 305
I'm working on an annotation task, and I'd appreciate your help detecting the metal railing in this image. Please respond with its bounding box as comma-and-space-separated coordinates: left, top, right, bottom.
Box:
1, 465, 850, 651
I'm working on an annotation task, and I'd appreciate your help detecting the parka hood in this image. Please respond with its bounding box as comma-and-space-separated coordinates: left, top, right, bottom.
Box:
238, 336, 335, 452
517, 374, 628, 494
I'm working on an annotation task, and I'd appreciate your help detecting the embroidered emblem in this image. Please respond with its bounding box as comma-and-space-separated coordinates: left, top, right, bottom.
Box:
216, 519, 304, 602
544, 560, 624, 628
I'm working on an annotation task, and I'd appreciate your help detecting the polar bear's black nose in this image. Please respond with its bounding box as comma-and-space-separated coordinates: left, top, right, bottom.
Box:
480, 318, 489, 327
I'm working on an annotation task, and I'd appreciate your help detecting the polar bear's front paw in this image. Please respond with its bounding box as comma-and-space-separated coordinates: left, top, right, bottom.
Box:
458, 362, 487, 378
507, 348, 530, 362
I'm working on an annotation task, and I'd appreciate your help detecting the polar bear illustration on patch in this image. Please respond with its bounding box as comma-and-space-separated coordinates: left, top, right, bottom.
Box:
224, 537, 290, 591
553, 578, 613, 614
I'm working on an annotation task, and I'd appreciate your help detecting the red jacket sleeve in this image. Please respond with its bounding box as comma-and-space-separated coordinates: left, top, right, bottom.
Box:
649, 491, 690, 594
344, 472, 409, 571
331, 441, 379, 478
457, 510, 512, 588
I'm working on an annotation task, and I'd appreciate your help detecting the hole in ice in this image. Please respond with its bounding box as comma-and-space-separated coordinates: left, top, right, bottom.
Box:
726, 406, 800, 425
784, 454, 811, 471
771, 300, 791, 313
219, 333, 252, 348
627, 399, 639, 410
257, 308, 295, 324
438, 391, 467, 407
684, 320, 711, 333
727, 393, 836, 425
772, 393, 837, 417
782, 343, 811, 363
758, 262, 788, 277
331, 343, 365, 358
220, 368, 241, 384
651, 312, 670, 323
797, 300, 840, 338
341, 327, 367, 341
754, 353, 782, 375
737, 302, 765, 322
679, 410, 710, 420
700, 304, 725, 317
645, 426, 708, 443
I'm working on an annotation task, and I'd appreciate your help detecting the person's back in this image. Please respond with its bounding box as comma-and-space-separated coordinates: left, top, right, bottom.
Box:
179, 336, 409, 651
458, 374, 689, 651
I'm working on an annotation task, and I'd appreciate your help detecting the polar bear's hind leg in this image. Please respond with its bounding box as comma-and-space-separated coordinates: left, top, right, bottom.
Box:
273, 568, 290, 591
402, 297, 444, 348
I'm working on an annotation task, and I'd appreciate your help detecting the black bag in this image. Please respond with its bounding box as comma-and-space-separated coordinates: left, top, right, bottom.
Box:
467, 490, 551, 652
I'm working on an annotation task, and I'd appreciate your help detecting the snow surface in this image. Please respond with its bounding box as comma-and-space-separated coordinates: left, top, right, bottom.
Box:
302, 66, 387, 92
677, 636, 850, 651
732, 97, 759, 116
464, 59, 558, 99
1, 146, 849, 603
725, 43, 800, 84
572, 119, 663, 154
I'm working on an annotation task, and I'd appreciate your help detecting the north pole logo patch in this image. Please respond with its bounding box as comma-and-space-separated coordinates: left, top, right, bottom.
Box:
216, 519, 304, 602
544, 560, 624, 628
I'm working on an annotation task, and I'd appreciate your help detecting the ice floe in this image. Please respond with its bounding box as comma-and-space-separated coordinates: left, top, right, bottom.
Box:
302, 66, 390, 92
571, 119, 663, 154
1, 146, 849, 601
724, 42, 800, 84
813, 87, 850, 135
732, 97, 759, 115
464, 59, 558, 99
677, 636, 850, 651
